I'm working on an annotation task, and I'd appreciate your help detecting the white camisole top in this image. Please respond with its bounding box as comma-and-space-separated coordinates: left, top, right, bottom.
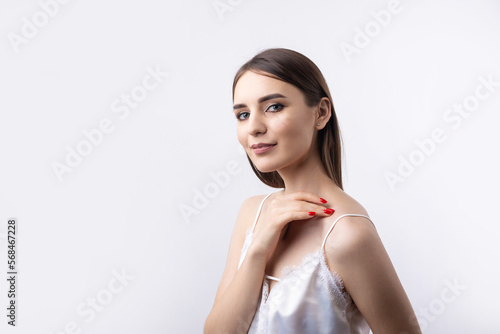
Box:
237, 191, 374, 334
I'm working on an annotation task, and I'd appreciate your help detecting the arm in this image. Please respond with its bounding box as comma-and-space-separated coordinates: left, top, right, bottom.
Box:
325, 217, 422, 334
204, 196, 268, 334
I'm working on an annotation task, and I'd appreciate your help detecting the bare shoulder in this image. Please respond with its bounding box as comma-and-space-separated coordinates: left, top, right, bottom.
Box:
211, 193, 271, 305
330, 189, 370, 217
325, 215, 380, 260
323, 190, 389, 299
229, 193, 269, 256
323, 190, 380, 268
323, 191, 421, 332
238, 193, 270, 230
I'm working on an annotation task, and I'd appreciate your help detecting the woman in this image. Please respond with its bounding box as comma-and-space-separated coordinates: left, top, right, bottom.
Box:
204, 48, 421, 334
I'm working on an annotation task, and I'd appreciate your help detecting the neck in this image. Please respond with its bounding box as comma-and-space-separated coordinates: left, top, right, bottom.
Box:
277, 146, 342, 197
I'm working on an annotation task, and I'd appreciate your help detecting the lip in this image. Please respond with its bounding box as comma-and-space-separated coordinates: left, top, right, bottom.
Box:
251, 143, 277, 154
251, 142, 276, 149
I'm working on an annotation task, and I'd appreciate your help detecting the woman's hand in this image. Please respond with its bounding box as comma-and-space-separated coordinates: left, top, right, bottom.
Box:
249, 190, 334, 261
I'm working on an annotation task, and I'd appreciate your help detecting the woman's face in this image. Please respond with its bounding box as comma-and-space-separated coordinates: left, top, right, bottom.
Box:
233, 70, 318, 173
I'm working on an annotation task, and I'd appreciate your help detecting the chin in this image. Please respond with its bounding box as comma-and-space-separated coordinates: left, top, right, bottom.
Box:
252, 161, 283, 174
255, 167, 277, 174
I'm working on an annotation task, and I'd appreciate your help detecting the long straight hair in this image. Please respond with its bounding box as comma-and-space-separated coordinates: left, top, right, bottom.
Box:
232, 48, 344, 190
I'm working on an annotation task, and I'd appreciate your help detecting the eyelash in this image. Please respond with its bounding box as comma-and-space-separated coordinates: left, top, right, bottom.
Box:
236, 103, 284, 121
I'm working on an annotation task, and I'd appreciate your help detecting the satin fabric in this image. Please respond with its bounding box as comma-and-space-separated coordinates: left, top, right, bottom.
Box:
237, 192, 371, 334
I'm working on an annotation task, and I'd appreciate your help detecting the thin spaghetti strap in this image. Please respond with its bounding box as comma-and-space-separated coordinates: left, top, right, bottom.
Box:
265, 274, 280, 282
321, 214, 375, 249
251, 192, 274, 232
237, 191, 281, 271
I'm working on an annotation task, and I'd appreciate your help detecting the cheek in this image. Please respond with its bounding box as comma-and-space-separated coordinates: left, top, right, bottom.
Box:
272, 115, 313, 152
236, 126, 245, 143
272, 115, 291, 134
273, 116, 303, 138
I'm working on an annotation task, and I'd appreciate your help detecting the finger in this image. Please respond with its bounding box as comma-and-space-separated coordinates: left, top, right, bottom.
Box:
290, 200, 332, 214
288, 190, 329, 205
304, 205, 335, 217
281, 209, 324, 222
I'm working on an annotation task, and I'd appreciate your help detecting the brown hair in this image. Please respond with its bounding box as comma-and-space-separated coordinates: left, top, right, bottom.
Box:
232, 48, 344, 190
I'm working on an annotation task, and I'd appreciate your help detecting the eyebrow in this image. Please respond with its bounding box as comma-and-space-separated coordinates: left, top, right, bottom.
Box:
233, 93, 287, 110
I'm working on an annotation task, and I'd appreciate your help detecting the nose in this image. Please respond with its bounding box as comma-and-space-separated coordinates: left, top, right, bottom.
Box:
247, 109, 267, 136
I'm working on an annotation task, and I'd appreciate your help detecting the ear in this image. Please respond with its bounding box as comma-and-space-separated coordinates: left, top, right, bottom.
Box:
315, 97, 332, 130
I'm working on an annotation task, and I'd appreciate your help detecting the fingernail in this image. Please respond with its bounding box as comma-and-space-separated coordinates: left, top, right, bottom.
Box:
323, 208, 334, 215
319, 198, 327, 203
308, 211, 316, 216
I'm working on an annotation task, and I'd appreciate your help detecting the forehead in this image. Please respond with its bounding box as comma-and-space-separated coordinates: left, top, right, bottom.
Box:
233, 71, 300, 102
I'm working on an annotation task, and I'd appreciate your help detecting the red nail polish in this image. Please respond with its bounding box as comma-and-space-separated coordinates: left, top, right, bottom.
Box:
323, 208, 334, 215
308, 211, 316, 216
319, 198, 327, 203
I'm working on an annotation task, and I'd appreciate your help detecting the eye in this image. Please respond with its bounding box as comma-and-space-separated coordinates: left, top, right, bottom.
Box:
266, 103, 284, 113
236, 111, 249, 121
235, 103, 284, 122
